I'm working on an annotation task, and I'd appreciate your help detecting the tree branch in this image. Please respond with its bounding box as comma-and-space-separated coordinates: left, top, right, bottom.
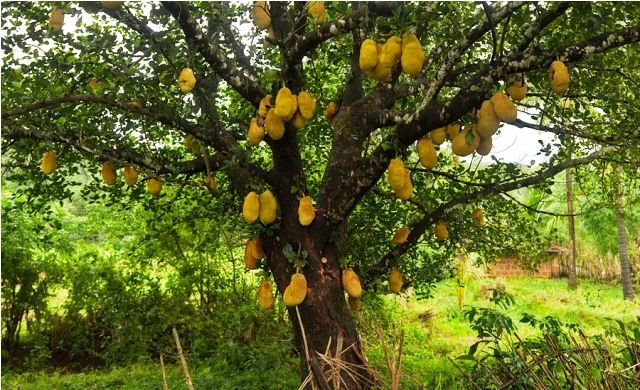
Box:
365, 146, 615, 280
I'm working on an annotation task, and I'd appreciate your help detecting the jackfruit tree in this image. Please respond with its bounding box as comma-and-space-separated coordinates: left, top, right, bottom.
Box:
2, 2, 640, 388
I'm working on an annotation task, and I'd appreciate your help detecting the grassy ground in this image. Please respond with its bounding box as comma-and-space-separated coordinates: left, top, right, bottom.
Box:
3, 277, 637, 389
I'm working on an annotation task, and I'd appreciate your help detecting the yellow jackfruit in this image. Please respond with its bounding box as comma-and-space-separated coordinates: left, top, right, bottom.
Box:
401, 36, 424, 76
147, 178, 162, 196
297, 91, 316, 120
324, 101, 339, 122
258, 95, 272, 118
359, 39, 378, 72
446, 123, 461, 140
549, 60, 570, 93
41, 151, 56, 175
308, 1, 326, 25
243, 191, 260, 224
452, 125, 480, 157
101, 161, 117, 185
348, 296, 361, 311
274, 86, 297, 121
434, 219, 448, 241
265, 108, 285, 140
252, 1, 271, 29
506, 80, 527, 101
393, 168, 413, 200
417, 137, 437, 169
259, 190, 277, 225
248, 118, 265, 146
476, 100, 500, 138
102, 1, 124, 9
291, 111, 306, 129
342, 268, 362, 298
380, 36, 402, 68
298, 196, 315, 226
388, 270, 403, 293
392, 227, 410, 244
178, 68, 196, 93
244, 239, 263, 269
472, 208, 485, 228
476, 135, 492, 156
123, 166, 138, 186
364, 43, 391, 81
283, 273, 307, 307
430, 127, 447, 145
490, 92, 517, 123
257, 280, 274, 309
48, 8, 64, 32
387, 158, 405, 190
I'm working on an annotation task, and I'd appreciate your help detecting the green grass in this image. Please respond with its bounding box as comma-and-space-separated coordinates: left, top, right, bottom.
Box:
3, 277, 637, 389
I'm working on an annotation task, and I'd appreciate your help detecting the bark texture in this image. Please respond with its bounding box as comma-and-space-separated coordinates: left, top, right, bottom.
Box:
614, 165, 635, 301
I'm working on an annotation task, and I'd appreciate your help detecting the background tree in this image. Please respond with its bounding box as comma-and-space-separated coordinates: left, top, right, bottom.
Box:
2, 2, 640, 387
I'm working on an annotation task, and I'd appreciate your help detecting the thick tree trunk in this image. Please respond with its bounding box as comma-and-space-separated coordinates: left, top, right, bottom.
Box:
614, 166, 635, 301
566, 164, 578, 290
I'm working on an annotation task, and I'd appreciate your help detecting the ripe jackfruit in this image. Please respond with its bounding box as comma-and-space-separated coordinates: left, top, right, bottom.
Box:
472, 208, 485, 228
147, 178, 162, 196
476, 100, 500, 137
283, 273, 307, 306
393, 168, 413, 200
342, 268, 362, 298
364, 43, 391, 81
549, 60, 570, 93
41, 151, 56, 175
248, 118, 265, 146
308, 1, 326, 25
359, 39, 378, 72
265, 108, 285, 140
506, 80, 527, 101
490, 92, 517, 123
388, 270, 403, 293
244, 239, 263, 269
178, 68, 196, 93
380, 36, 402, 68
123, 166, 138, 186
324, 101, 339, 122
446, 123, 461, 140
243, 191, 260, 224
392, 227, 410, 244
274, 86, 297, 121
252, 1, 271, 29
101, 161, 117, 185
476, 135, 492, 156
417, 137, 437, 169
297, 91, 316, 120
258, 95, 272, 118
259, 190, 277, 225
298, 196, 315, 226
48, 8, 64, 32
430, 127, 447, 145
452, 125, 480, 157
434, 219, 448, 241
291, 111, 306, 129
102, 1, 124, 9
401, 33, 424, 76
257, 280, 274, 309
387, 158, 405, 190
348, 296, 361, 311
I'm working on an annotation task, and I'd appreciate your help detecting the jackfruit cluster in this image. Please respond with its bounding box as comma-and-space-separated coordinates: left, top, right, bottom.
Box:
242, 190, 279, 225
253, 88, 316, 141
461, 91, 518, 157
359, 33, 424, 80
387, 159, 413, 200
244, 239, 264, 270
506, 73, 527, 101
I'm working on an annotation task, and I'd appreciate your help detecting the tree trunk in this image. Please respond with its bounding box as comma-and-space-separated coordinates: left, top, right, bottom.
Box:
566, 163, 578, 290
614, 165, 635, 300
263, 228, 375, 389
